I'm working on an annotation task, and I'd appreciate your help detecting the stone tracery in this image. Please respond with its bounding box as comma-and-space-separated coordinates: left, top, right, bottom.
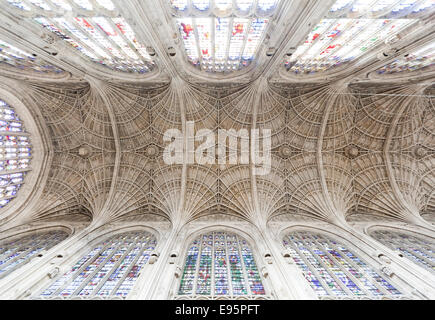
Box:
0, 0, 433, 300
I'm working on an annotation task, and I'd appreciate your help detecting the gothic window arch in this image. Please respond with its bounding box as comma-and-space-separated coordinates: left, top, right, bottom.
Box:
169, 0, 281, 73
282, 230, 404, 299
284, 0, 434, 75
177, 231, 267, 299
39, 230, 157, 299
370, 229, 435, 274
0, 230, 69, 279
4, 0, 156, 74
0, 98, 33, 209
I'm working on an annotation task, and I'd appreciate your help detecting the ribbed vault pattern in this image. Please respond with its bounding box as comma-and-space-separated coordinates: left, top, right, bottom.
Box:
4, 79, 433, 230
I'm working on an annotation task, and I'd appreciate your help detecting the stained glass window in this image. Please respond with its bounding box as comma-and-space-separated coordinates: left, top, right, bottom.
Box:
285, 0, 435, 75
371, 230, 435, 274
171, 0, 280, 73
0, 39, 64, 74
283, 231, 403, 299
0, 99, 33, 209
0, 230, 68, 279
5, 0, 155, 74
39, 231, 156, 299
177, 231, 266, 298
377, 42, 435, 74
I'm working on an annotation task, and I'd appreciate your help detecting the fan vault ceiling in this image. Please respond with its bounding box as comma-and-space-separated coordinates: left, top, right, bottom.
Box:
0, 0, 434, 233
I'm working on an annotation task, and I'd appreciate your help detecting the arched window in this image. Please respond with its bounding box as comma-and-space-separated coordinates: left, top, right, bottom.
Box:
39, 231, 156, 299
5, 0, 155, 74
376, 42, 435, 75
0, 230, 68, 279
0, 39, 64, 74
0, 99, 33, 209
283, 231, 403, 299
169, 0, 281, 73
371, 230, 435, 274
177, 231, 266, 298
284, 0, 434, 75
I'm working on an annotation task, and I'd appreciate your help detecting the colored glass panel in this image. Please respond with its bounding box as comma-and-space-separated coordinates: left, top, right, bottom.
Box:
371, 230, 435, 274
214, 233, 229, 295
0, 231, 68, 279
5, 1, 155, 74
285, 0, 433, 75
178, 239, 200, 295
171, 0, 280, 72
377, 42, 435, 74
196, 235, 212, 294
178, 231, 265, 297
283, 231, 403, 298
0, 99, 33, 209
0, 39, 64, 74
40, 231, 156, 298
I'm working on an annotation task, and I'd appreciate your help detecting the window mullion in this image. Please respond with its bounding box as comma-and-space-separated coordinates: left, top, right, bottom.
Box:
0, 245, 12, 257
237, 235, 252, 296
90, 17, 139, 72
75, 17, 118, 60
0, 194, 22, 202
0, 245, 32, 273
315, 19, 351, 61
20, 0, 36, 11
108, 235, 152, 296
327, 239, 391, 296
71, 239, 125, 296
67, 17, 115, 63
287, 238, 334, 296
0, 131, 30, 137
224, 17, 234, 65
106, 18, 143, 72
192, 234, 203, 296
51, 238, 118, 296
41, 17, 97, 59
211, 232, 215, 298
294, 19, 336, 64
0, 182, 30, 194
419, 245, 435, 260
0, 168, 31, 176
403, 238, 435, 265
192, 18, 204, 70
0, 236, 42, 274
238, 19, 252, 65
0, 155, 33, 162
399, 246, 430, 267
89, 237, 139, 296
0, 233, 58, 279
312, 237, 371, 297
211, 17, 216, 68
300, 237, 354, 296
0, 119, 24, 125
65, 0, 81, 11
224, 233, 234, 297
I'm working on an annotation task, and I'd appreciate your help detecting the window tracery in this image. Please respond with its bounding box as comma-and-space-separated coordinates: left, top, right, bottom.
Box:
371, 230, 435, 274
282, 231, 404, 299
5, 0, 155, 74
39, 231, 157, 299
0, 99, 33, 209
177, 231, 266, 298
0, 230, 68, 279
376, 42, 435, 74
170, 0, 280, 73
0, 39, 64, 74
284, 0, 434, 75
